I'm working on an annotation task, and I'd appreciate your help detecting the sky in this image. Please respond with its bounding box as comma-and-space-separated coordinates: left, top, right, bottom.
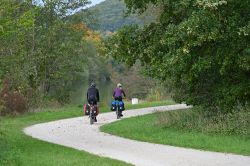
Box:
35, 0, 106, 8
35, 0, 106, 14
76, 0, 106, 13
89, 0, 106, 7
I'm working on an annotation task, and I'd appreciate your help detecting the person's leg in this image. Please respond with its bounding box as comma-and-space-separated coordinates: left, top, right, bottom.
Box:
88, 99, 97, 121
114, 97, 122, 116
118, 97, 123, 116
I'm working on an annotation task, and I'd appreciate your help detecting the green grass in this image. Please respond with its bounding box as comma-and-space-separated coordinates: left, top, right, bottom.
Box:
0, 100, 172, 166
101, 108, 250, 156
0, 106, 131, 166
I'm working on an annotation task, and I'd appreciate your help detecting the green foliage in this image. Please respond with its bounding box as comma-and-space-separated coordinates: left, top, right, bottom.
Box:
0, 0, 101, 108
146, 86, 171, 101
109, 62, 157, 99
0, 1, 36, 90
106, 0, 250, 111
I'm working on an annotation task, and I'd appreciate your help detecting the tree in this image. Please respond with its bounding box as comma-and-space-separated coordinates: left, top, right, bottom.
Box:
0, 0, 36, 91
0, 0, 93, 107
106, 0, 250, 111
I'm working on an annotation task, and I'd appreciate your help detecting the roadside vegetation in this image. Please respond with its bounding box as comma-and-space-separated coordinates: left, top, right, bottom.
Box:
102, 0, 250, 157
107, 0, 250, 113
101, 107, 250, 156
0, 100, 169, 165
0, 0, 166, 117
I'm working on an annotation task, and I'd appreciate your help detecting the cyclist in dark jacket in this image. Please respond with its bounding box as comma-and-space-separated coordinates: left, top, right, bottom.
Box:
87, 82, 99, 121
87, 82, 99, 104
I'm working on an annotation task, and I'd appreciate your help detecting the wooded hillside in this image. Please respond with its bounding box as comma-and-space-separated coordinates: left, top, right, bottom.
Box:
83, 0, 154, 32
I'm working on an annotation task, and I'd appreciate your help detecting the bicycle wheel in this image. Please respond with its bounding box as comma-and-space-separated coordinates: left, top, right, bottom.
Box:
90, 109, 94, 124
116, 106, 120, 119
90, 115, 94, 124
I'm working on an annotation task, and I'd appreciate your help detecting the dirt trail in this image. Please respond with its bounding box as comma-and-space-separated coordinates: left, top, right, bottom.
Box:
24, 104, 250, 166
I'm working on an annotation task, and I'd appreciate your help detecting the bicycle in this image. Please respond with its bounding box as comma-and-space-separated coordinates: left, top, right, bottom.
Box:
111, 100, 124, 119
89, 102, 97, 125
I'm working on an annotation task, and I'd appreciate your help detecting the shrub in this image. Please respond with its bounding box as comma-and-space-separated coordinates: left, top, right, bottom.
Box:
0, 76, 28, 116
146, 89, 169, 102
0, 89, 27, 116
0, 100, 5, 115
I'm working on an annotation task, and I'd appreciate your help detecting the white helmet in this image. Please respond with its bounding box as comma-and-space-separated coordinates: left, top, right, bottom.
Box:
117, 83, 122, 87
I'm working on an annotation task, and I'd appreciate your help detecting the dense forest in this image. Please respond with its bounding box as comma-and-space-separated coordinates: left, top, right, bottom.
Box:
107, 0, 250, 112
0, 0, 105, 114
1, 0, 249, 115
0, 0, 162, 115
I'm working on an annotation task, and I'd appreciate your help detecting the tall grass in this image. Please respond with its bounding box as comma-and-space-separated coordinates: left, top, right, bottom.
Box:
156, 107, 250, 136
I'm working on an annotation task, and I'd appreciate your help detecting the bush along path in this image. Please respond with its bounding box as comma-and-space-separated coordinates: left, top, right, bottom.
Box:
24, 104, 250, 166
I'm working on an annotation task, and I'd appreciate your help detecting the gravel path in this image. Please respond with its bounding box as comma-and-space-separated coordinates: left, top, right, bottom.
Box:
24, 104, 250, 166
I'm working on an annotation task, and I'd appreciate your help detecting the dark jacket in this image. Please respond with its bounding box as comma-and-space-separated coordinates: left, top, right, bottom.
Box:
87, 87, 100, 104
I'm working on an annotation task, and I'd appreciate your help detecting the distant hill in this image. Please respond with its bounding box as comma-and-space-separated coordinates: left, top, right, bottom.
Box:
81, 0, 154, 32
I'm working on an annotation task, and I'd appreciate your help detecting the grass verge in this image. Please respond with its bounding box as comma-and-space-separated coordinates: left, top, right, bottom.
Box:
0, 100, 172, 166
101, 108, 250, 156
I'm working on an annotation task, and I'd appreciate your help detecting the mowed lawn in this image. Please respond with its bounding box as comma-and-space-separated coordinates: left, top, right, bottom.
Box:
0, 100, 173, 166
101, 108, 250, 156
